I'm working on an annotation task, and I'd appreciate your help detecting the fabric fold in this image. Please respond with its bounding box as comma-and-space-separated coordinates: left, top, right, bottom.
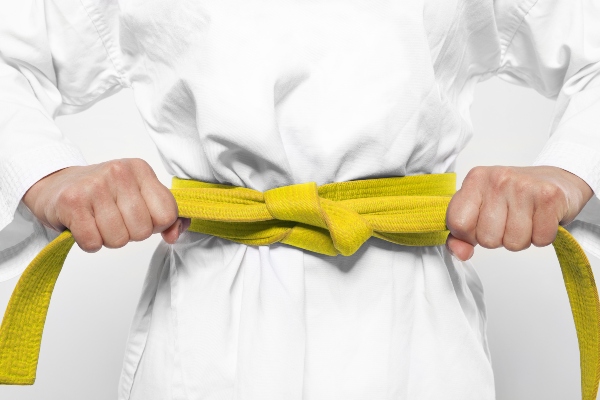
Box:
234, 245, 306, 399
563, 195, 600, 262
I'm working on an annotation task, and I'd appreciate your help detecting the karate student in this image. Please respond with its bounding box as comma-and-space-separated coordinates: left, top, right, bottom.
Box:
1, 0, 600, 399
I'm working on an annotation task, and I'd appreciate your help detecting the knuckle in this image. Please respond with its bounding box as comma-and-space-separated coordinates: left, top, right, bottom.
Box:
466, 166, 486, 180
58, 187, 86, 208
538, 183, 562, 203
491, 167, 515, 191
532, 226, 558, 247
130, 225, 153, 241
83, 176, 106, 195
514, 177, 531, 195
130, 158, 150, 169
447, 216, 470, 234
105, 233, 130, 249
477, 233, 501, 249
130, 158, 155, 177
105, 160, 132, 181
154, 208, 178, 228
503, 239, 530, 252
531, 236, 553, 247
445, 208, 473, 235
80, 242, 102, 253
446, 197, 468, 231
464, 167, 486, 187
78, 236, 102, 253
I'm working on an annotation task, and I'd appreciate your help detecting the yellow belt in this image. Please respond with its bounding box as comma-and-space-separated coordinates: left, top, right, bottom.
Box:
0, 173, 598, 399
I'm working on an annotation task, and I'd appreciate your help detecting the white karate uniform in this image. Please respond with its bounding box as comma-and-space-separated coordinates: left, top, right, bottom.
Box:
1, 0, 600, 398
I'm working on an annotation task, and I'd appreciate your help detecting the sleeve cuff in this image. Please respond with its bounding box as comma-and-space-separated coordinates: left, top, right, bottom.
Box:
530, 140, 600, 261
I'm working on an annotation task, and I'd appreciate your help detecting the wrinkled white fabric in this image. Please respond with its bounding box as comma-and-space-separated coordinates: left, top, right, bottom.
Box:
1, 0, 600, 398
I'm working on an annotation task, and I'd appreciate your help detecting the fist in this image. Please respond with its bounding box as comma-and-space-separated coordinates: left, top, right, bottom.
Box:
445, 165, 594, 261
22, 158, 191, 252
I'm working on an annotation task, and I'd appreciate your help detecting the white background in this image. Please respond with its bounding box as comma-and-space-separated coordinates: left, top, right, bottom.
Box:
1, 76, 597, 399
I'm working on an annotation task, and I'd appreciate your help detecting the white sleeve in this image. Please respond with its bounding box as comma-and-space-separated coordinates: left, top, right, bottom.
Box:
493, 0, 600, 260
0, 0, 125, 281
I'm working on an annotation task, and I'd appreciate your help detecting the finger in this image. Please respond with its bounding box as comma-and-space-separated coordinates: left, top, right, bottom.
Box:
446, 187, 482, 246
134, 167, 178, 234
446, 233, 475, 261
161, 218, 182, 244
475, 193, 507, 249
503, 194, 533, 252
93, 192, 130, 249
115, 179, 154, 242
161, 217, 191, 244
144, 184, 179, 234
68, 206, 103, 253
532, 193, 561, 247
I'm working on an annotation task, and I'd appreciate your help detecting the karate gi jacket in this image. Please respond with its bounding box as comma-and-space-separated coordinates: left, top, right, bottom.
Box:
1, 0, 600, 398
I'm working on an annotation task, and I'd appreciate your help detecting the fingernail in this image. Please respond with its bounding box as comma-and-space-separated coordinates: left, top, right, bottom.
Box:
177, 220, 184, 235
445, 243, 455, 257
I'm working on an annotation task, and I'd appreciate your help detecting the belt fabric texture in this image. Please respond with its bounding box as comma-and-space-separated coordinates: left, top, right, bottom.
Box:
0, 173, 598, 399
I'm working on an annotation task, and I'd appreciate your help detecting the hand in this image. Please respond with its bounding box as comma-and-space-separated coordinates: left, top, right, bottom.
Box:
22, 158, 191, 252
445, 165, 594, 261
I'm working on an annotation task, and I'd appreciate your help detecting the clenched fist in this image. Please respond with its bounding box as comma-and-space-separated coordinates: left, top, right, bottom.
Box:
22, 158, 191, 252
445, 165, 594, 261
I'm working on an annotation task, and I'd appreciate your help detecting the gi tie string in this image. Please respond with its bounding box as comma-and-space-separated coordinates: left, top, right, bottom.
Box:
0, 172, 598, 400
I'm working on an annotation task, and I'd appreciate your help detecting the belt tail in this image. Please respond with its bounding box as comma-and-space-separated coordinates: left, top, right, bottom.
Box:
554, 225, 600, 400
0, 230, 75, 385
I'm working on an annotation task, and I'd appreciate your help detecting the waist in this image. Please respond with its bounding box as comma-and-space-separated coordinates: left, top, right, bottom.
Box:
1, 172, 599, 400
170, 172, 457, 256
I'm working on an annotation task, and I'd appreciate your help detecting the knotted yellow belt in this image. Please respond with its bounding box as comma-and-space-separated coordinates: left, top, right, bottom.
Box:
0, 173, 598, 398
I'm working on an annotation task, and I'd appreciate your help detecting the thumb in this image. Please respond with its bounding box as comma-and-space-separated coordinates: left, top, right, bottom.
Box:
161, 217, 191, 244
446, 233, 475, 261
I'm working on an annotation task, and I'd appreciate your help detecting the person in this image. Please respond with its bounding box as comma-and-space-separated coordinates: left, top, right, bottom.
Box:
1, 0, 599, 399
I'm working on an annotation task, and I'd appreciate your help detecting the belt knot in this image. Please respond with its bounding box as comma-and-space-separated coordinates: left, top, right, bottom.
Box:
263, 182, 372, 256
1, 172, 599, 400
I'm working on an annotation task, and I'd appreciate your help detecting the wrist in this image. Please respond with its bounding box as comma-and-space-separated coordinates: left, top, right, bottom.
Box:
22, 167, 71, 227
545, 166, 594, 226
555, 167, 594, 203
